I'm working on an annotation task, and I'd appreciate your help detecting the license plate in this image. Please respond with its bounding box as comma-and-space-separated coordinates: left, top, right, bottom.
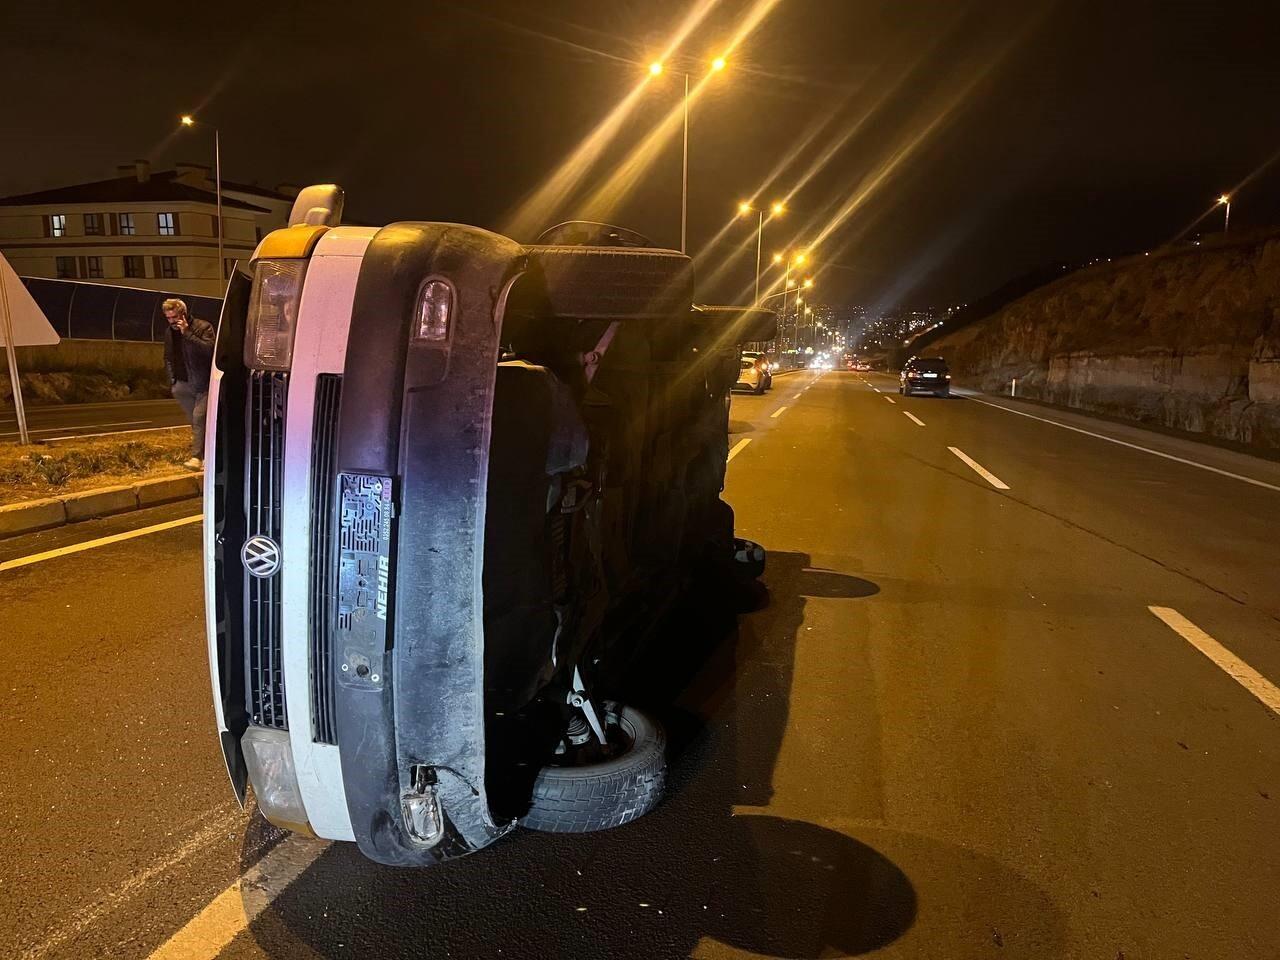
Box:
922, 372, 938, 378
336, 473, 394, 689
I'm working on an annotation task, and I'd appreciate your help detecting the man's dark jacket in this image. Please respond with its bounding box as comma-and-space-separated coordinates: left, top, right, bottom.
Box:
164, 318, 216, 392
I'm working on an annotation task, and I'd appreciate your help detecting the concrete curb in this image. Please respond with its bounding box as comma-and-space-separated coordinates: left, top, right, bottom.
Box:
0, 472, 203, 540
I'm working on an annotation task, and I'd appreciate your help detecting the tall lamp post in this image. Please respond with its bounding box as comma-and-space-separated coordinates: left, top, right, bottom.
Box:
650, 56, 726, 253
1218, 194, 1231, 235
738, 200, 784, 304
180, 115, 224, 285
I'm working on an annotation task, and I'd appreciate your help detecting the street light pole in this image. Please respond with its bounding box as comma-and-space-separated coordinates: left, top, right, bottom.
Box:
181, 115, 225, 286
753, 209, 763, 304
681, 71, 689, 254
1219, 194, 1231, 235
214, 126, 224, 283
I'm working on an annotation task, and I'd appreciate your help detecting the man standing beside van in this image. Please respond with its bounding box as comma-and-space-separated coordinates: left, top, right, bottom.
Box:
162, 298, 215, 470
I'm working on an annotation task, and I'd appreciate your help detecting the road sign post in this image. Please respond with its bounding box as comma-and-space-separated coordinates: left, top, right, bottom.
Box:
0, 253, 61, 445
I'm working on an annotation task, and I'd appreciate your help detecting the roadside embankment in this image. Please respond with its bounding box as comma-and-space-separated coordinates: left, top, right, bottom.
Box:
926, 230, 1280, 450
1, 339, 170, 405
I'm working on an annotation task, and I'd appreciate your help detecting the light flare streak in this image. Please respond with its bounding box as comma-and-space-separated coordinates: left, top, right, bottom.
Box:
573, 0, 782, 229
501, 0, 723, 240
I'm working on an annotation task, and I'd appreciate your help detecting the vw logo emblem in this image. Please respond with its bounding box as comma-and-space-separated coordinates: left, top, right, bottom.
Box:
241, 535, 281, 579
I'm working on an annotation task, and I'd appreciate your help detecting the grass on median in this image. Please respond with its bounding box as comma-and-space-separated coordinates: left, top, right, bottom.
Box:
0, 431, 194, 506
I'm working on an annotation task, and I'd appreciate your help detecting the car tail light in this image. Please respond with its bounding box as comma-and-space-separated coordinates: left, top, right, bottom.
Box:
413, 279, 453, 342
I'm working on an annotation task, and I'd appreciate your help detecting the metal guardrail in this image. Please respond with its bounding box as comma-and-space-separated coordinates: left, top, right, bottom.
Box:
20, 277, 223, 343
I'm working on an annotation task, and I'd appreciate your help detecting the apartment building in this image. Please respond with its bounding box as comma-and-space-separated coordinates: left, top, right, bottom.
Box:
0, 161, 296, 297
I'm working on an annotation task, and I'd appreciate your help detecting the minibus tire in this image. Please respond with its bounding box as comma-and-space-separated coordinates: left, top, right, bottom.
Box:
522, 706, 666, 833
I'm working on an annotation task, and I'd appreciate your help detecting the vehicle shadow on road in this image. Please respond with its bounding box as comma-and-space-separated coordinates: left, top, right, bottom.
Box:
242, 552, 1060, 957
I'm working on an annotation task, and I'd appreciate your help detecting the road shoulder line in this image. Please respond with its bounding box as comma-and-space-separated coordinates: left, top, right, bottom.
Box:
0, 514, 202, 571
145, 838, 326, 960
966, 396, 1280, 494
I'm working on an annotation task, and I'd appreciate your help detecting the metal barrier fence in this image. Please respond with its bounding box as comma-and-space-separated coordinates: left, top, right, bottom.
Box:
20, 277, 223, 343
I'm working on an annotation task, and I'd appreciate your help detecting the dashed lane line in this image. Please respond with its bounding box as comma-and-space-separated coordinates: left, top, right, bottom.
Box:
903, 411, 926, 427
727, 438, 752, 461
884, 396, 896, 405
948, 446, 1010, 490
0, 515, 203, 572
1149, 606, 1280, 716
770, 406, 788, 418
967, 396, 1280, 494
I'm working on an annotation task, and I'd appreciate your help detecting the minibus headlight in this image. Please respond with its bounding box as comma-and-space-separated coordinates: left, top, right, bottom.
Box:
244, 259, 307, 370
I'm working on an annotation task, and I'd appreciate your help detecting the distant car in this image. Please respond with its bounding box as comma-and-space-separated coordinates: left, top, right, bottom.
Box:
900, 357, 951, 396
740, 351, 773, 391
735, 355, 767, 393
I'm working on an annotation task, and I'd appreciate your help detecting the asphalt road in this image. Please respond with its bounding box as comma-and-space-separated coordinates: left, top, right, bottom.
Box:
0, 398, 186, 441
2, 369, 1278, 959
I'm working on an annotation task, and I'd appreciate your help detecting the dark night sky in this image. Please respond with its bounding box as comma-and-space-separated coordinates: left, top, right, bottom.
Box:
4, 0, 1280, 310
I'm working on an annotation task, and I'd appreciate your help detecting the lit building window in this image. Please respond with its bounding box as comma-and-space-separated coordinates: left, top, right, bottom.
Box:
49, 214, 67, 237
119, 213, 136, 236
158, 212, 176, 236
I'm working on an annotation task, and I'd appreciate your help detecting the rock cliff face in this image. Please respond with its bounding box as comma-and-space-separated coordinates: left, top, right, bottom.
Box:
928, 231, 1280, 451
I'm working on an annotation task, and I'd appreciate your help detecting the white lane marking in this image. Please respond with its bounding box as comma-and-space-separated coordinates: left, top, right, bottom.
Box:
0, 514, 202, 572
791, 394, 803, 402
948, 446, 1010, 489
903, 411, 926, 427
1149, 606, 1280, 716
43, 424, 186, 442
145, 837, 327, 960
0, 420, 149, 439
872, 387, 881, 393
0, 398, 176, 420
770, 406, 788, 419
727, 438, 752, 461
22, 804, 241, 960
967, 396, 1280, 494
884, 396, 896, 405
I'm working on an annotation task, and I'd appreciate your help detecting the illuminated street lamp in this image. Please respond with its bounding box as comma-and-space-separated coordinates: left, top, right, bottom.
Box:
738, 199, 784, 304
180, 114, 224, 285
649, 56, 728, 253
1218, 194, 1231, 234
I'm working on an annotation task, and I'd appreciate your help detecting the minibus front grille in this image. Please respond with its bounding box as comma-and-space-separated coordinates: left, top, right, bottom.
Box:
244, 370, 288, 729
